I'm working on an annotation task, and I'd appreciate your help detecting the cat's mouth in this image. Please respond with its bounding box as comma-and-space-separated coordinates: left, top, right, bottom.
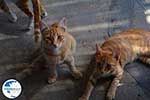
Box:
45, 45, 61, 55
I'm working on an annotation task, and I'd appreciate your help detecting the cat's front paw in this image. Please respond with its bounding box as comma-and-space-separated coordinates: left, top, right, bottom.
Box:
7, 11, 17, 23
72, 70, 83, 79
78, 96, 88, 100
48, 76, 57, 84
106, 93, 115, 100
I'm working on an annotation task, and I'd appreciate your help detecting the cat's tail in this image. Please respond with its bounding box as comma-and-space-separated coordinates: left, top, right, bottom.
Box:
138, 56, 150, 65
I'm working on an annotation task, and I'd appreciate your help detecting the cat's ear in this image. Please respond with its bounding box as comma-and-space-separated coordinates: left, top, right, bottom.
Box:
59, 17, 67, 32
103, 36, 109, 40
96, 43, 113, 55
115, 52, 121, 63
40, 21, 49, 32
96, 43, 109, 52
96, 43, 103, 53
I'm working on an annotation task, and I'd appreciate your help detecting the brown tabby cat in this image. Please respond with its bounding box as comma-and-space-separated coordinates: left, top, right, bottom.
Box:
30, 18, 83, 84
0, 0, 47, 43
79, 29, 150, 100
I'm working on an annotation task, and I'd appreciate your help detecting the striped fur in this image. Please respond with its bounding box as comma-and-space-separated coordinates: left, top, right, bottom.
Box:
79, 29, 150, 100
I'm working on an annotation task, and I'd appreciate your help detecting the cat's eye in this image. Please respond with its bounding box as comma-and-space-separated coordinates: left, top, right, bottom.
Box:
46, 37, 52, 40
106, 65, 112, 70
45, 37, 52, 43
58, 35, 64, 40
107, 63, 111, 67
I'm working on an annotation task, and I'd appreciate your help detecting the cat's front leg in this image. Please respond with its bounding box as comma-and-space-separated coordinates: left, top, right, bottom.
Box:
79, 81, 94, 100
47, 63, 57, 84
106, 71, 123, 100
64, 55, 82, 79
45, 56, 58, 84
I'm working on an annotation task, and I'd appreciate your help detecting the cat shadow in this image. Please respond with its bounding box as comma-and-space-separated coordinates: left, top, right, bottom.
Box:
14, 61, 82, 99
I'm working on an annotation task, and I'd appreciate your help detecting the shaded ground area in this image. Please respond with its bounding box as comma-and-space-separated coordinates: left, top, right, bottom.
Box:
0, 0, 150, 100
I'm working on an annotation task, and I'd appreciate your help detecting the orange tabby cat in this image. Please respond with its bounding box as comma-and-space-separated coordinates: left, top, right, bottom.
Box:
79, 29, 150, 100
30, 18, 83, 84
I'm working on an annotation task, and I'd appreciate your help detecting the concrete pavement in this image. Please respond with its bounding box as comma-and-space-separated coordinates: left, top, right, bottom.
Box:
0, 0, 150, 100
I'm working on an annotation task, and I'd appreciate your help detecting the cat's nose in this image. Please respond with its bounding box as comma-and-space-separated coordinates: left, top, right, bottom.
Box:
53, 44, 57, 48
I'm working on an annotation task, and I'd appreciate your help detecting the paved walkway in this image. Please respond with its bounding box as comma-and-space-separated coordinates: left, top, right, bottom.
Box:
0, 0, 150, 100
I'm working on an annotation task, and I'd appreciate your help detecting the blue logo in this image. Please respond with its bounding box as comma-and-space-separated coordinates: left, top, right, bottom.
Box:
2, 79, 22, 99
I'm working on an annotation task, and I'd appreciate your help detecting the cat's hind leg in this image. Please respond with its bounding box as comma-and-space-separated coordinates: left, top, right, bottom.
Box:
39, 1, 47, 19
64, 55, 82, 79
16, 0, 34, 30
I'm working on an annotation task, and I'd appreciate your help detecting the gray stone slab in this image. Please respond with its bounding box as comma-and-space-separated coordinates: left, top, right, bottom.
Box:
0, 0, 150, 100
